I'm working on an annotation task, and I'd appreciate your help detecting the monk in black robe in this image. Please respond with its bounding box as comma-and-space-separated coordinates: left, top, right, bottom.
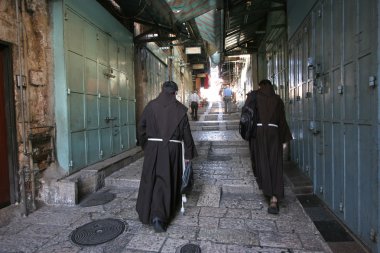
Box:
136, 81, 197, 232
246, 79, 292, 214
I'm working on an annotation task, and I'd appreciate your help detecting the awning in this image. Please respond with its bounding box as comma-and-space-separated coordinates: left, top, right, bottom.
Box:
165, 0, 223, 53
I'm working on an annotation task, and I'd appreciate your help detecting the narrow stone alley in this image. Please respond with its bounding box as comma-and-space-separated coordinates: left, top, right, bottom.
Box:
0, 101, 332, 253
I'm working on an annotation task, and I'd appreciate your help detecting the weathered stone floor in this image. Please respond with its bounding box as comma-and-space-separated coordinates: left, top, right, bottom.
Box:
0, 100, 332, 253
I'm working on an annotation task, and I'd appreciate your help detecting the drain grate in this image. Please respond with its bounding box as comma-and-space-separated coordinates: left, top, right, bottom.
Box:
314, 220, 354, 242
70, 218, 126, 246
207, 155, 232, 161
179, 243, 201, 253
79, 192, 115, 207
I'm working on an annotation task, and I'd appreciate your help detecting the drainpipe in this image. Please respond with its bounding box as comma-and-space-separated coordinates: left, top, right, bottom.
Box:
15, 0, 29, 216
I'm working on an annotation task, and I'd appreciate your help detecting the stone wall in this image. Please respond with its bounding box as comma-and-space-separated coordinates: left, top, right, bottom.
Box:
0, 0, 55, 211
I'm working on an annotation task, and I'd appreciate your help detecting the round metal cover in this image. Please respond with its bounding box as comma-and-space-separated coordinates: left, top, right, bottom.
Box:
79, 192, 115, 207
179, 243, 201, 253
207, 155, 232, 161
70, 218, 125, 246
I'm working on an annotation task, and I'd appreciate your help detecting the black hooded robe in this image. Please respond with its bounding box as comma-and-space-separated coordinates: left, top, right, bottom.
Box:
247, 84, 292, 199
136, 92, 197, 225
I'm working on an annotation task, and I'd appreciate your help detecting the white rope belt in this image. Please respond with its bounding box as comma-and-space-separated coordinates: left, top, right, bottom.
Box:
147, 138, 185, 176
147, 137, 188, 214
257, 123, 278, 128
147, 138, 164, 142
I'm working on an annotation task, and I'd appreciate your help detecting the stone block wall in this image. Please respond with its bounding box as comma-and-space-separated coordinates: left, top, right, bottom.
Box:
0, 0, 56, 211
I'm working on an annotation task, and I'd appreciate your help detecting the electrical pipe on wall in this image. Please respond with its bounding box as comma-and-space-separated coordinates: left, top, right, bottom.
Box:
15, 0, 27, 216
15, 0, 34, 216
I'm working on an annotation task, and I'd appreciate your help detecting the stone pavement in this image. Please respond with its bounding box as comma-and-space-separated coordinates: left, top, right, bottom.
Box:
0, 100, 333, 253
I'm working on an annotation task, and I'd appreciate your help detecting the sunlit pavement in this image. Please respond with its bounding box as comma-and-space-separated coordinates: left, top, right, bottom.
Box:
0, 101, 333, 253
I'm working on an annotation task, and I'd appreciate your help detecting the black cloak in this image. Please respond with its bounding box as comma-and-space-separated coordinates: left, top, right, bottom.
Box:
247, 84, 292, 199
136, 91, 197, 224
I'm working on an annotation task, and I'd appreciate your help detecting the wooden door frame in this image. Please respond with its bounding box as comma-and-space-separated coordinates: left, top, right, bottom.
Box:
0, 42, 19, 204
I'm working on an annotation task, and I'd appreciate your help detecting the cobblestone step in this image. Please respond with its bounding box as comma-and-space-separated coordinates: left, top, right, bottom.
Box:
105, 159, 143, 189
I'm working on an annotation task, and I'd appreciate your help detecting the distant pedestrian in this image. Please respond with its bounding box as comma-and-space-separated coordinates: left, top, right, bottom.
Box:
136, 81, 197, 232
246, 79, 292, 214
189, 90, 200, 120
223, 85, 233, 113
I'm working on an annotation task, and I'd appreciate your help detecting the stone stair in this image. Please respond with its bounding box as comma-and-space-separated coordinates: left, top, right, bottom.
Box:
105, 158, 143, 189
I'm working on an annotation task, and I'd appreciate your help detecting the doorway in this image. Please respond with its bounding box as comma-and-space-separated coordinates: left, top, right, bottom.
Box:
0, 43, 17, 208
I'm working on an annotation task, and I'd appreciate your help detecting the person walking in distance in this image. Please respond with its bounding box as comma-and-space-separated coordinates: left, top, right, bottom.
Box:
223, 84, 233, 113
189, 90, 200, 120
136, 81, 197, 232
247, 79, 292, 214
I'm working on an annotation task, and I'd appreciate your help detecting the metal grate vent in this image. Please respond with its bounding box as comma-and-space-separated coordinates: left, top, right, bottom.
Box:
179, 243, 201, 253
70, 218, 126, 246
79, 192, 115, 207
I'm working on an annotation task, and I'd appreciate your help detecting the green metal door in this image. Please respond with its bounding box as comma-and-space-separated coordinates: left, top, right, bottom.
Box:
120, 99, 129, 150
63, 6, 136, 172
98, 61, 112, 159
128, 100, 136, 148
110, 97, 121, 154
65, 8, 86, 170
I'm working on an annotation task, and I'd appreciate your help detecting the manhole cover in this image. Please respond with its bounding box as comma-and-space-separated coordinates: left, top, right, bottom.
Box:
207, 155, 232, 161
179, 243, 201, 253
70, 218, 126, 246
80, 192, 115, 207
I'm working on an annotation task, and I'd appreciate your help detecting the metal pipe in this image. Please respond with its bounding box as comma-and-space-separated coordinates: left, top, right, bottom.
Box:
15, 0, 28, 216
15, 0, 27, 154
20, 166, 27, 216
28, 140, 36, 211
20, 1, 35, 211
